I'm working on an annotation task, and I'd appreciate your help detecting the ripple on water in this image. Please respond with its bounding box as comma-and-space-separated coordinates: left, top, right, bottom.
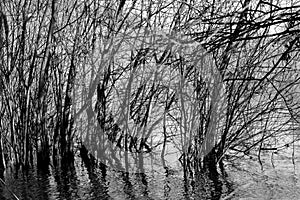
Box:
2, 148, 300, 200
224, 148, 300, 200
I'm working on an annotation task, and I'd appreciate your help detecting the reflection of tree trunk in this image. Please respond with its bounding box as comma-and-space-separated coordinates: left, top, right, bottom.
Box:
201, 147, 223, 199
121, 171, 136, 199
53, 162, 77, 199
86, 165, 110, 199
136, 155, 149, 198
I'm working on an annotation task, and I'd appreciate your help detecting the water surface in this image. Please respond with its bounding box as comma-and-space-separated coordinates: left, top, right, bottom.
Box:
1, 149, 299, 200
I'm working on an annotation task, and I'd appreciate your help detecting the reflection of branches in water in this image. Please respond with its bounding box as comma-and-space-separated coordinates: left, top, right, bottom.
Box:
117, 162, 154, 200
120, 172, 136, 199
61, 148, 110, 199
134, 172, 153, 200
86, 167, 110, 199
193, 171, 223, 200
53, 166, 79, 200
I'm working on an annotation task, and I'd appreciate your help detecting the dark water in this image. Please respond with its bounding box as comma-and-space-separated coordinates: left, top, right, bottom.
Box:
1, 149, 300, 200
0, 156, 233, 200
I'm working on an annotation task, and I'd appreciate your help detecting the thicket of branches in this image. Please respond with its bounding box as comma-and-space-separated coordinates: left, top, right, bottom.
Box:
0, 0, 300, 179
